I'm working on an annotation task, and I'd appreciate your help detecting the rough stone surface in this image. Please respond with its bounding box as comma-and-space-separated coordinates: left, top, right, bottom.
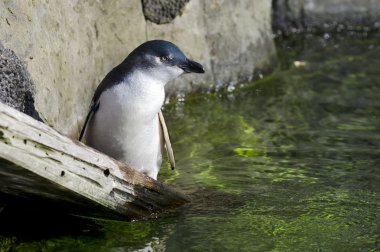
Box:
146, 0, 213, 96
0, 0, 146, 137
0, 43, 40, 120
202, 0, 275, 89
147, 0, 276, 96
0, 0, 275, 137
273, 0, 380, 33
304, 0, 380, 28
1, 0, 379, 140
142, 0, 190, 24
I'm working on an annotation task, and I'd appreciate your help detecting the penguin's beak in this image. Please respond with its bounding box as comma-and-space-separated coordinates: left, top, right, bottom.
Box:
179, 58, 205, 74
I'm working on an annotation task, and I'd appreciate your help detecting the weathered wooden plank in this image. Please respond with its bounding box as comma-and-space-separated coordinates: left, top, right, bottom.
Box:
0, 102, 189, 219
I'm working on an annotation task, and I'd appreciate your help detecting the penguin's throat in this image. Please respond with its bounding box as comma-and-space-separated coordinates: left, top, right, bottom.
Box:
104, 78, 165, 120
128, 69, 167, 88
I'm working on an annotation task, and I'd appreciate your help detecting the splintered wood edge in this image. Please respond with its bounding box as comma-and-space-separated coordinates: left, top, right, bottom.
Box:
0, 102, 189, 218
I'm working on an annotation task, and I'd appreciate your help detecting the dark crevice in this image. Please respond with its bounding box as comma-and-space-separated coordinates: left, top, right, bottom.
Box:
103, 169, 110, 177
141, 0, 190, 24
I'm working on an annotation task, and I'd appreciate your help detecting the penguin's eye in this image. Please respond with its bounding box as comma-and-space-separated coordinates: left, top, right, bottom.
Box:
160, 55, 171, 62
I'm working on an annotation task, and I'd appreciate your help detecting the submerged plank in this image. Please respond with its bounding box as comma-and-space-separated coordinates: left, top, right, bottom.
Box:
0, 102, 189, 219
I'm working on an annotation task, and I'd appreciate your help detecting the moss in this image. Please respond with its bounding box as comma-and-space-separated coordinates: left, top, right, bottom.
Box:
0, 236, 16, 252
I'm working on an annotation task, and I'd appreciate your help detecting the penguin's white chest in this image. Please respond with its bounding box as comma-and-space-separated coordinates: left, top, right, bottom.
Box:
85, 81, 165, 180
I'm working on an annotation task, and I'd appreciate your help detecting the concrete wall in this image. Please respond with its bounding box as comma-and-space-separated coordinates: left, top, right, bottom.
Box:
0, 0, 275, 137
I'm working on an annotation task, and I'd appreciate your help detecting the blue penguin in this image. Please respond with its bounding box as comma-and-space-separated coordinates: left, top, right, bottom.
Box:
79, 40, 204, 179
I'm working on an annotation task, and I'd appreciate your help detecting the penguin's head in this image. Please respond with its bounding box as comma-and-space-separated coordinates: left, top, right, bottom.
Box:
125, 40, 204, 83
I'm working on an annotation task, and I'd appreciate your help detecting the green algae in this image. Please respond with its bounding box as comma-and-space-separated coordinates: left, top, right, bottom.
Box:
2, 34, 380, 251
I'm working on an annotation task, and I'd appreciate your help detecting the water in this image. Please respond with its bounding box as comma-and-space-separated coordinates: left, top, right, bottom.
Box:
1, 34, 380, 251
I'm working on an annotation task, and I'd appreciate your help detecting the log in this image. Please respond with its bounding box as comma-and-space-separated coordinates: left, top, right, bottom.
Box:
0, 102, 189, 219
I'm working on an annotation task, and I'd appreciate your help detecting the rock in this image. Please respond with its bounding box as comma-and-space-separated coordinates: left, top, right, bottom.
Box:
147, 0, 276, 96
273, 0, 380, 33
202, 0, 275, 89
0, 1, 275, 136
304, 0, 380, 29
142, 0, 190, 24
0, 43, 40, 121
146, 0, 214, 96
0, 1, 146, 137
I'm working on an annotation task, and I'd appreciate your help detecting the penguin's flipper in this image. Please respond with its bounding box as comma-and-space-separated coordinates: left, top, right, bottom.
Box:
79, 100, 99, 142
158, 110, 175, 170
